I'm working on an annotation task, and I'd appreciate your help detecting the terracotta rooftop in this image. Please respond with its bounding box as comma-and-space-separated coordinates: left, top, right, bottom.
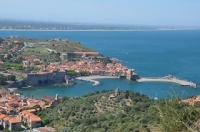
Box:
42, 96, 55, 103
3, 116, 11, 121
0, 114, 7, 119
30, 115, 41, 122
9, 118, 21, 123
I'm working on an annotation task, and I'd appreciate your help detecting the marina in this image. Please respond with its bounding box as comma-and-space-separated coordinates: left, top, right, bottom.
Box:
77, 75, 198, 88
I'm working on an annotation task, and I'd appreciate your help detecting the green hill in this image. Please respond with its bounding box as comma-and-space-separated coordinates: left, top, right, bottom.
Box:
2, 37, 94, 63
36, 90, 200, 132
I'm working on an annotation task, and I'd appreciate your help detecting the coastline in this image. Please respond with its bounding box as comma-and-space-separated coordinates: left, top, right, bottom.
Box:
1, 28, 200, 32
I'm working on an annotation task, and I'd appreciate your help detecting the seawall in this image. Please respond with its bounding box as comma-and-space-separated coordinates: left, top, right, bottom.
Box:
76, 76, 119, 86
137, 75, 198, 88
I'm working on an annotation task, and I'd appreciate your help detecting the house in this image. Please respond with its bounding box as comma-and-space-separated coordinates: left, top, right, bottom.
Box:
23, 60, 30, 67
2, 116, 11, 129
8, 118, 21, 131
19, 111, 41, 128
0, 114, 7, 125
28, 115, 41, 128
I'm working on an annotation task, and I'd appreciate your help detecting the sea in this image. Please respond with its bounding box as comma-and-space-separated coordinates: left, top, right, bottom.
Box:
0, 30, 200, 99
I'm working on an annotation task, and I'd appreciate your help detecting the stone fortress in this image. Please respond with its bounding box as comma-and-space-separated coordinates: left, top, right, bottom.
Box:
25, 71, 67, 86
8, 71, 69, 88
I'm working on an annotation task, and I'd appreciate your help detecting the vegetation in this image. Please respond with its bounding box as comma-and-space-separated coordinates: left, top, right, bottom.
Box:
155, 97, 200, 132
66, 70, 90, 77
0, 74, 16, 85
36, 90, 200, 132
0, 74, 7, 85
0, 62, 24, 70
46, 40, 94, 53
37, 90, 158, 131
23, 46, 49, 54
93, 57, 112, 64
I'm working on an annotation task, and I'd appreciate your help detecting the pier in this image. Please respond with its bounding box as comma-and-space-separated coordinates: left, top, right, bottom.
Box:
137, 75, 198, 88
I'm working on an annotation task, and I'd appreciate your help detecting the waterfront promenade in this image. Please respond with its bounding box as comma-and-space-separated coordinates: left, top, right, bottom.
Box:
137, 75, 198, 88
76, 76, 119, 86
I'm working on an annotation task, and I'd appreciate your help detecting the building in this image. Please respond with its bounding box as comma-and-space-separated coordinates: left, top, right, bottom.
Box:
19, 111, 41, 128
109, 88, 120, 100
0, 113, 21, 131
8, 118, 21, 131
42, 94, 61, 107
25, 71, 67, 86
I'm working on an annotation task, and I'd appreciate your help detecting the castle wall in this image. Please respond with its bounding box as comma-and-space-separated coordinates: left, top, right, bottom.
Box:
25, 71, 66, 86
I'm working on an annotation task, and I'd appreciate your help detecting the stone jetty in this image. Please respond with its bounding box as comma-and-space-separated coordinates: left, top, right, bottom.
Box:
137, 75, 198, 88
76, 76, 119, 86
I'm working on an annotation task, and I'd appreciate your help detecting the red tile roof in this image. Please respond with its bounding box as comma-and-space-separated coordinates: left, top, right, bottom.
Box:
9, 118, 21, 123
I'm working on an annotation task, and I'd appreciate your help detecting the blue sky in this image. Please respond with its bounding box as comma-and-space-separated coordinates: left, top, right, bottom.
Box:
1, 0, 200, 26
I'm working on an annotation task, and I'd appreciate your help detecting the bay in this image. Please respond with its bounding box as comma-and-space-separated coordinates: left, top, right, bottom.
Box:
1, 30, 200, 99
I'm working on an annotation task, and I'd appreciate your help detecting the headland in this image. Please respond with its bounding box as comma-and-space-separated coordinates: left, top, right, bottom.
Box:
0, 37, 198, 92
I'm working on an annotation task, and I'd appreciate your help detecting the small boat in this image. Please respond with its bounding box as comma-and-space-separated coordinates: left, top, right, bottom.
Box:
154, 92, 158, 100
154, 97, 158, 100
76, 77, 82, 80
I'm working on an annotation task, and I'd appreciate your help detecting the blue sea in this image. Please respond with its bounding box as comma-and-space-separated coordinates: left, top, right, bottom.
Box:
1, 30, 200, 99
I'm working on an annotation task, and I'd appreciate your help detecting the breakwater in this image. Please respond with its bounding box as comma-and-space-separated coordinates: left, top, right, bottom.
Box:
76, 76, 119, 86
137, 75, 198, 88
76, 75, 198, 88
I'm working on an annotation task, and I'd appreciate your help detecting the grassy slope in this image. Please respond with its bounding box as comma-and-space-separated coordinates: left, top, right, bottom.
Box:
5, 37, 94, 62
7, 37, 94, 53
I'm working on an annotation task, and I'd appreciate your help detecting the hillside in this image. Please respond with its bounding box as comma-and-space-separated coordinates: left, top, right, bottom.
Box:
36, 90, 200, 132
37, 90, 157, 131
1, 37, 94, 63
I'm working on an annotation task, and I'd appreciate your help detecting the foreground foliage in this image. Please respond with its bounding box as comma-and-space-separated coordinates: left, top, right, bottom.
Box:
37, 90, 157, 131
155, 98, 200, 132
37, 90, 200, 132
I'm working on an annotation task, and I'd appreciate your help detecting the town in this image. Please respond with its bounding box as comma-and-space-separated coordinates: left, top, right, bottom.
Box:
0, 91, 59, 131
0, 37, 198, 131
0, 37, 139, 131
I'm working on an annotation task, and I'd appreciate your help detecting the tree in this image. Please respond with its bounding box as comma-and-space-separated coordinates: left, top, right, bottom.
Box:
42, 118, 49, 125
7, 75, 16, 81
155, 98, 200, 132
0, 74, 7, 85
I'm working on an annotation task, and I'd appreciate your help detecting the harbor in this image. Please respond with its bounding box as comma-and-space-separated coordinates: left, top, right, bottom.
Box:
137, 75, 198, 88
76, 75, 198, 88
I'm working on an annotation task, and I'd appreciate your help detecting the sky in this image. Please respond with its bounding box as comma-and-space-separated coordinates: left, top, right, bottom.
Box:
1, 0, 200, 26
